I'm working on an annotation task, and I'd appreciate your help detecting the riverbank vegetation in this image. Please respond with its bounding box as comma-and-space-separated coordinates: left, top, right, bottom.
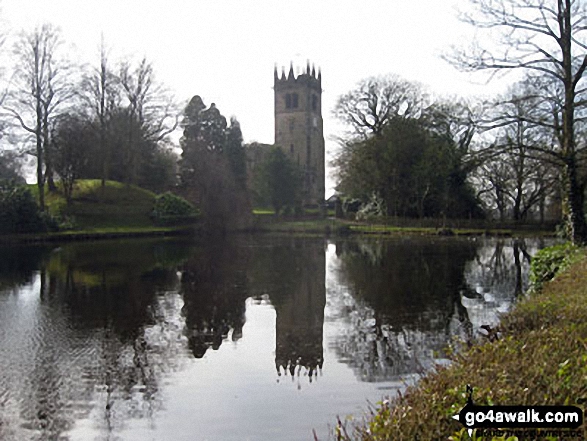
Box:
331, 244, 587, 440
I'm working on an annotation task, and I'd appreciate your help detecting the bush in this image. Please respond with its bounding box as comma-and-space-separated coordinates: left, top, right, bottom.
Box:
0, 182, 58, 234
152, 192, 199, 226
529, 242, 581, 292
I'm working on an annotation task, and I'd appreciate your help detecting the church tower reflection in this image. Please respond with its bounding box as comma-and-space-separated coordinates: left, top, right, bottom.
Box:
257, 240, 326, 382
275, 242, 326, 381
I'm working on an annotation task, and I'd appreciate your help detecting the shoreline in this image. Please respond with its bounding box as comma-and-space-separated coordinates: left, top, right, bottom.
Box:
0, 218, 556, 244
249, 217, 557, 239
333, 248, 587, 440
0, 225, 197, 244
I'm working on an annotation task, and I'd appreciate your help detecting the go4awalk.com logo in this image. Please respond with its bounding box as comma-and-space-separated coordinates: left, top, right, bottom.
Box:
452, 386, 583, 438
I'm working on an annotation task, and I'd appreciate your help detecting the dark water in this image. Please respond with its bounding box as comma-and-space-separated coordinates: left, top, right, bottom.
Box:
0, 235, 552, 440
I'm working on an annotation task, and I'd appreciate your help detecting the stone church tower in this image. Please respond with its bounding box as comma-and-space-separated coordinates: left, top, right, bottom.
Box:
274, 62, 325, 206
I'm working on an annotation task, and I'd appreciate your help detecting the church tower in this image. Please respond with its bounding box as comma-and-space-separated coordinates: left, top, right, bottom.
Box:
274, 62, 325, 206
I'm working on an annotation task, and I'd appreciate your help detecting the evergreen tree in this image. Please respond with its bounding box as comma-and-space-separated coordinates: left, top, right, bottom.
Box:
179, 96, 251, 230
254, 147, 301, 215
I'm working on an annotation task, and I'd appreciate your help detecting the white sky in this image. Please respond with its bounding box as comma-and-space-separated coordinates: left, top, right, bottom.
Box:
1, 0, 512, 195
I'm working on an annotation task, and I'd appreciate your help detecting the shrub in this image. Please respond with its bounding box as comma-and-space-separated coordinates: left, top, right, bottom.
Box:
0, 182, 58, 234
529, 242, 581, 293
152, 192, 199, 226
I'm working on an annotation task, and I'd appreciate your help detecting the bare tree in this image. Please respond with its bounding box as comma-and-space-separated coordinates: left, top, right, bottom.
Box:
4, 24, 72, 210
79, 36, 120, 190
448, 0, 587, 243
333, 74, 428, 138
472, 81, 560, 221
118, 57, 178, 185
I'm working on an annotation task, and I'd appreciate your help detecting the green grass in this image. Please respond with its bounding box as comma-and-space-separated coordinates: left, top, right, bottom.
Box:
252, 208, 276, 215
30, 180, 158, 230
334, 250, 587, 440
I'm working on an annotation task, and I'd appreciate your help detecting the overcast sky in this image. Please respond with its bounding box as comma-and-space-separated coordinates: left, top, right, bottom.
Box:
1, 0, 512, 194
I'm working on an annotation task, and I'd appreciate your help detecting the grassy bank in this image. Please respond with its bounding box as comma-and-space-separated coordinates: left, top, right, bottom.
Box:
335, 250, 587, 440
32, 179, 158, 229
0, 180, 198, 243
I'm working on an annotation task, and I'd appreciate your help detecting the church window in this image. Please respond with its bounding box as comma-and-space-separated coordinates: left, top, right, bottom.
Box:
312, 94, 318, 111
292, 93, 299, 108
289, 119, 295, 132
285, 94, 292, 109
290, 144, 294, 155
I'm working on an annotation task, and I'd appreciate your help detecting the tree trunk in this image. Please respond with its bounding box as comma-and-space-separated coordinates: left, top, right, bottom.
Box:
561, 0, 587, 244
36, 154, 45, 211
44, 150, 57, 192
36, 94, 45, 211
563, 160, 587, 244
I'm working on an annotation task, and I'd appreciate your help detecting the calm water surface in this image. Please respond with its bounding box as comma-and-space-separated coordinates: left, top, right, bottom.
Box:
0, 235, 553, 440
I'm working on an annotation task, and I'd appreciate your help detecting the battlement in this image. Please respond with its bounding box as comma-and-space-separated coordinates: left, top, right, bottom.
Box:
274, 61, 321, 91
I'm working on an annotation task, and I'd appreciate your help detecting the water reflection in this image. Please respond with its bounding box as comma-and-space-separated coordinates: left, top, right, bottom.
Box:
247, 238, 326, 382
0, 235, 553, 441
0, 239, 191, 441
181, 240, 249, 358
326, 237, 545, 384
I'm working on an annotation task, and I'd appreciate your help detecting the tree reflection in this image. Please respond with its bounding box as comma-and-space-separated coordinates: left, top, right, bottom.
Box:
180, 238, 249, 358
463, 238, 539, 329
335, 237, 478, 330
328, 237, 544, 382
0, 244, 52, 292
0, 239, 190, 440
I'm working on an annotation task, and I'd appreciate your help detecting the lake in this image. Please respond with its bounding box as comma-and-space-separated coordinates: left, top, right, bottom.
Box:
0, 234, 553, 440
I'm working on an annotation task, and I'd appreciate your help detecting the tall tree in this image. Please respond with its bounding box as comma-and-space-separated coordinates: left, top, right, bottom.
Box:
180, 96, 251, 230
118, 57, 178, 185
449, 0, 587, 243
5, 24, 72, 210
334, 77, 482, 219
474, 85, 559, 221
225, 116, 247, 185
335, 117, 483, 218
79, 37, 120, 190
